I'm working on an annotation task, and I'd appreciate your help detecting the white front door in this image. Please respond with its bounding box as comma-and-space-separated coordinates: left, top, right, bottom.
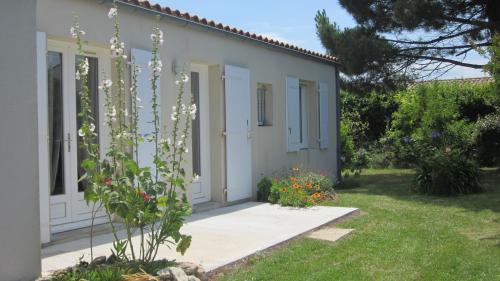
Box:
47, 41, 109, 233
189, 64, 211, 204
224, 65, 253, 202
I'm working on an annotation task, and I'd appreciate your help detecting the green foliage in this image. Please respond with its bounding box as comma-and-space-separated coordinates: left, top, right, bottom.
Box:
257, 177, 272, 202
49, 260, 172, 281
474, 112, 500, 167
387, 81, 499, 167
414, 150, 483, 196
269, 168, 335, 207
486, 34, 500, 93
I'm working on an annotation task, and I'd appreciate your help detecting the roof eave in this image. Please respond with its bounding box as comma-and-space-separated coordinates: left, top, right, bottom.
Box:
107, 0, 338, 66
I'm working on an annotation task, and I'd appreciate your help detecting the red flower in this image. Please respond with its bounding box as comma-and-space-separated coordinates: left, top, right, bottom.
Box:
104, 178, 113, 186
139, 191, 151, 202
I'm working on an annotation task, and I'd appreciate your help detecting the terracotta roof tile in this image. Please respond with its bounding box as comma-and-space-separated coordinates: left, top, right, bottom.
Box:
119, 0, 337, 64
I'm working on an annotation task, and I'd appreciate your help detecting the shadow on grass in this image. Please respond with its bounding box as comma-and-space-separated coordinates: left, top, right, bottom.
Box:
338, 168, 500, 213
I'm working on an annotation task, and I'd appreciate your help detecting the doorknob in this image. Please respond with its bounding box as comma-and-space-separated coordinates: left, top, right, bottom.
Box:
67, 133, 71, 152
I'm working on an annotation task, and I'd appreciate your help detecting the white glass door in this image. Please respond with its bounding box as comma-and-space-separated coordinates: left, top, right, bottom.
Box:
47, 41, 109, 233
189, 64, 211, 204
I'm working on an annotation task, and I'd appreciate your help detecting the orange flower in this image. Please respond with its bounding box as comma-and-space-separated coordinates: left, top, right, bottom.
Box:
281, 187, 287, 192
312, 192, 322, 199
305, 182, 313, 189
290, 176, 298, 182
292, 183, 301, 189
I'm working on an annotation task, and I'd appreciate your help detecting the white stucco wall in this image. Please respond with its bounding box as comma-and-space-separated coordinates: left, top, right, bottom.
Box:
0, 1, 42, 280
36, 0, 339, 203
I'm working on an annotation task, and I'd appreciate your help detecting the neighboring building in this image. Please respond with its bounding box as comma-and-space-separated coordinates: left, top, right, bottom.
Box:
0, 0, 340, 279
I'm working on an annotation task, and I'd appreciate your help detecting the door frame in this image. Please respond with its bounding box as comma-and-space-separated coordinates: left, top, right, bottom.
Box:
189, 63, 211, 204
39, 37, 110, 239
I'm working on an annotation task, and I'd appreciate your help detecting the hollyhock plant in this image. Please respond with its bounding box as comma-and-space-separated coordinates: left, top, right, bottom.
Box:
73, 2, 195, 264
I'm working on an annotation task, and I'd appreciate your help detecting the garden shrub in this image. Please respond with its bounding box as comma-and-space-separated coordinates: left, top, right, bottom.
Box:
414, 150, 483, 196
269, 167, 335, 207
474, 112, 500, 167
386, 80, 499, 167
257, 177, 272, 202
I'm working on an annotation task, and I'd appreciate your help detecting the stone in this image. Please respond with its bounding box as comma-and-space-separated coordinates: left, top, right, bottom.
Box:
169, 267, 189, 281
196, 268, 208, 281
156, 268, 172, 281
90, 256, 107, 266
177, 262, 200, 276
187, 276, 201, 281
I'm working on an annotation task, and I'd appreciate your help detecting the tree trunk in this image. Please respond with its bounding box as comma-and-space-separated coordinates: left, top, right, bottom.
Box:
485, 0, 500, 35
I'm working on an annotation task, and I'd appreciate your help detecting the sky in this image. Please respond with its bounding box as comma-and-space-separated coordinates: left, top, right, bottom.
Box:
154, 0, 489, 79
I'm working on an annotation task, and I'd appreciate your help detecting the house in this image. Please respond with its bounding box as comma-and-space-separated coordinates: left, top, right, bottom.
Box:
0, 0, 340, 279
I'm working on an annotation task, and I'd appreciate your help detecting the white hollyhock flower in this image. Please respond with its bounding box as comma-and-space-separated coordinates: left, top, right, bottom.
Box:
184, 148, 189, 153
110, 106, 117, 117
189, 104, 197, 120
180, 104, 187, 114
89, 123, 95, 132
166, 138, 172, 145
99, 79, 113, 91
136, 96, 141, 102
170, 112, 177, 121
108, 7, 117, 19
70, 27, 77, 39
182, 73, 189, 83
175, 80, 181, 86
75, 70, 81, 80
177, 140, 183, 147
81, 58, 89, 76
78, 128, 85, 137
124, 109, 128, 117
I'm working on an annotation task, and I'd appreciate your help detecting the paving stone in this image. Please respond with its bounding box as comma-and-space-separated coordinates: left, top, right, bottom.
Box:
307, 228, 354, 242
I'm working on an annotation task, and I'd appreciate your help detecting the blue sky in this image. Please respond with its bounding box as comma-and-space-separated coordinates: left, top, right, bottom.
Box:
154, 0, 489, 79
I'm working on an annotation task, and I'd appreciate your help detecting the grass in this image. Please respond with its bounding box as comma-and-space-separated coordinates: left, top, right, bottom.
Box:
217, 169, 500, 281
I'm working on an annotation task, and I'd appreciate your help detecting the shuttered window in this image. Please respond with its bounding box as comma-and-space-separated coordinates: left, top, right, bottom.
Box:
286, 76, 301, 152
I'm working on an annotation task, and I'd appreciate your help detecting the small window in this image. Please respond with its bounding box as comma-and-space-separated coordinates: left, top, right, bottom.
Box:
257, 83, 273, 126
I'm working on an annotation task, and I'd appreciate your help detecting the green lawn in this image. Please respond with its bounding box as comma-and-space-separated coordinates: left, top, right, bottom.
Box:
217, 169, 500, 281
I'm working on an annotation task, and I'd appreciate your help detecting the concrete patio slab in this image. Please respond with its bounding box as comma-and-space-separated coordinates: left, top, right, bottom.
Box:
308, 227, 354, 242
42, 202, 357, 275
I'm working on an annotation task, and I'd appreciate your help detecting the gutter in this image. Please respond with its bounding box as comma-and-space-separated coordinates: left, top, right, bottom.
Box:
104, 0, 339, 67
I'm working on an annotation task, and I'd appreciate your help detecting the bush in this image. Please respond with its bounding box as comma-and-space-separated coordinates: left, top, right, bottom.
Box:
386, 81, 499, 167
257, 177, 272, 202
269, 168, 335, 207
413, 150, 483, 196
474, 112, 500, 167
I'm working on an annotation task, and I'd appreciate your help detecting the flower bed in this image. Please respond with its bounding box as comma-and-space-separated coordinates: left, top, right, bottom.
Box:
259, 167, 336, 207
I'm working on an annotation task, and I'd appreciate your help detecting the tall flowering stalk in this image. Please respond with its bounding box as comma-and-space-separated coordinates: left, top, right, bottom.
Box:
73, 2, 194, 264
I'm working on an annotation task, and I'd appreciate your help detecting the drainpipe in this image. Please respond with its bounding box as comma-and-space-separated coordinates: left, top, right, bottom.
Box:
335, 68, 342, 182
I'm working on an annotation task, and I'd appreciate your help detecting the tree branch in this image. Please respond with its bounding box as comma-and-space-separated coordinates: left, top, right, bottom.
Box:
400, 42, 491, 52
442, 16, 491, 28
401, 54, 485, 69
384, 27, 485, 45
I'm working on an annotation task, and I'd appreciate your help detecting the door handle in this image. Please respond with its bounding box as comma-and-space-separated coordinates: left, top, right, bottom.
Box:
67, 133, 71, 152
